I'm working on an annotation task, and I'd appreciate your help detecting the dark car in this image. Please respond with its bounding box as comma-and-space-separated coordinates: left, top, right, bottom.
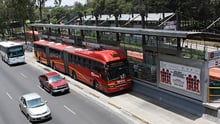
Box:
39, 72, 69, 95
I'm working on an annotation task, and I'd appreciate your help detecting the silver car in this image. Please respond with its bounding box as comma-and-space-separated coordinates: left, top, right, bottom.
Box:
19, 92, 51, 122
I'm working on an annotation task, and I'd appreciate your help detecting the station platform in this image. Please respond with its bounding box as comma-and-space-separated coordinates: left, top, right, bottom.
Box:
25, 49, 220, 124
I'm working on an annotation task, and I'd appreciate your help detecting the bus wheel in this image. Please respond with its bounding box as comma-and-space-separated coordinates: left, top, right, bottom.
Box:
72, 71, 77, 80
52, 63, 56, 70
94, 80, 99, 90
39, 57, 41, 63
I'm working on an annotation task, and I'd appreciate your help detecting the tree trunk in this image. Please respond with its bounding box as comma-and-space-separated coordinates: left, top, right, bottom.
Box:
115, 16, 120, 45
23, 21, 27, 45
95, 16, 100, 43
39, 1, 42, 21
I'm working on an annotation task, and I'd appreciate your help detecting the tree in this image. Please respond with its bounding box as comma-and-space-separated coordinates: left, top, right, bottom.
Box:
0, 0, 8, 38
71, 2, 86, 24
4, 0, 36, 43
33, 0, 62, 21
50, 7, 69, 23
13, 0, 35, 40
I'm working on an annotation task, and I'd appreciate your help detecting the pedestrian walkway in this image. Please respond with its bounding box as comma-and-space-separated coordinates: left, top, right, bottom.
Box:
25, 51, 219, 124
107, 93, 219, 124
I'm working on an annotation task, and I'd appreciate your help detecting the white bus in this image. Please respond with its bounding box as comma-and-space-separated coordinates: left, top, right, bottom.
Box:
0, 41, 25, 65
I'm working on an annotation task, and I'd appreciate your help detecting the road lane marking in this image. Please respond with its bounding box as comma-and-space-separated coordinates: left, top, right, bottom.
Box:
64, 105, 76, 115
37, 85, 46, 92
20, 73, 27, 78
6, 92, 13, 100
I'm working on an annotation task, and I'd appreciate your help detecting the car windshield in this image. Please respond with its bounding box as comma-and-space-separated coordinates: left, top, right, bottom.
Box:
27, 98, 44, 108
48, 75, 63, 83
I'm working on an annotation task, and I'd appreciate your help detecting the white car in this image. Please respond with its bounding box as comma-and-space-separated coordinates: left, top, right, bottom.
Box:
19, 92, 51, 122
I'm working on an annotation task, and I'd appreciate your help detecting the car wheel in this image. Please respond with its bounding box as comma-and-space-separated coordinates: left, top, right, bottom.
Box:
72, 71, 77, 80
40, 83, 44, 89
19, 104, 22, 112
94, 80, 99, 90
50, 89, 54, 96
66, 89, 70, 94
27, 114, 31, 122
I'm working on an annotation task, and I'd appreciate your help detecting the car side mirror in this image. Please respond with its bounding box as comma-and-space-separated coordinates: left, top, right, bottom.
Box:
45, 100, 48, 104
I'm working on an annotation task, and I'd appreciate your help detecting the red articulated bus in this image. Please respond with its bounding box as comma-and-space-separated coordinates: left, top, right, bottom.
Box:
48, 43, 73, 73
33, 41, 132, 94
33, 40, 55, 65
26, 31, 39, 42
66, 48, 132, 93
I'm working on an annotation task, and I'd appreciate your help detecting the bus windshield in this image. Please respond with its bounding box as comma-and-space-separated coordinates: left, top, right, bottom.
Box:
7, 47, 24, 58
107, 61, 130, 81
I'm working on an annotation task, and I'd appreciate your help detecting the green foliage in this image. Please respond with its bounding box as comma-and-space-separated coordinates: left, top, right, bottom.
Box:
50, 18, 58, 24
51, 7, 69, 20
5, 0, 35, 22
33, 0, 62, 21
1, 0, 220, 32
70, 2, 86, 17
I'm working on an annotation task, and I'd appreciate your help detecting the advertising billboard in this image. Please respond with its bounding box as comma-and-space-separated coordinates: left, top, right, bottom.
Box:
160, 61, 201, 94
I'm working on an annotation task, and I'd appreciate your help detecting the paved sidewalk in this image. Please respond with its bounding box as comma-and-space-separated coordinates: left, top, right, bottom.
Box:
25, 51, 219, 124
107, 93, 219, 124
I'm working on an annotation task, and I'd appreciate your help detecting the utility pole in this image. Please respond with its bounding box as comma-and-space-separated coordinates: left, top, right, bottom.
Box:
176, 8, 181, 56
176, 8, 181, 31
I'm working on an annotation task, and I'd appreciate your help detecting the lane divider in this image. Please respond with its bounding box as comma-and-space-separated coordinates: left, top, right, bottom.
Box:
20, 73, 27, 78
6, 92, 13, 100
89, 92, 100, 98
131, 114, 150, 124
74, 84, 84, 89
107, 102, 122, 109
64, 105, 76, 115
108, 101, 150, 124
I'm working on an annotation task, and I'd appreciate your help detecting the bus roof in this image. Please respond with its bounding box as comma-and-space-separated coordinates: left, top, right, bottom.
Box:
34, 40, 54, 46
0, 41, 23, 48
26, 31, 38, 35
49, 43, 69, 50
67, 48, 126, 64
209, 67, 220, 79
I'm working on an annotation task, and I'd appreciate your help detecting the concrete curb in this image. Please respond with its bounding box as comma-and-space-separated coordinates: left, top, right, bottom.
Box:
108, 101, 150, 124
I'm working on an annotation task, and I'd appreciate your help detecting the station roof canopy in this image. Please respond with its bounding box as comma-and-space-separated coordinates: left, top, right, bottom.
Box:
29, 23, 220, 41
78, 13, 174, 22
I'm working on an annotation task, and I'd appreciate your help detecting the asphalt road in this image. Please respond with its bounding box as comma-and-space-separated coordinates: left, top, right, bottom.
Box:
0, 58, 130, 124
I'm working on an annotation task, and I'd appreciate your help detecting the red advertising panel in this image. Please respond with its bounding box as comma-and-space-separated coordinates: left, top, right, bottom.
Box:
160, 61, 201, 94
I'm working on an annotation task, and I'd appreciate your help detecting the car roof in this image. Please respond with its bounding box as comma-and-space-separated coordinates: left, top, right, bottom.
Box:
44, 71, 59, 78
22, 92, 41, 101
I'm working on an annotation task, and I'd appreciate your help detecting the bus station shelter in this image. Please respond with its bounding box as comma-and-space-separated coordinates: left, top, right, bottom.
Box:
29, 23, 220, 116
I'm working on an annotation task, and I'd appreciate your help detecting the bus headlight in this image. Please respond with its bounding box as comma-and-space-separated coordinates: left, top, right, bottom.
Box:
108, 82, 116, 88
